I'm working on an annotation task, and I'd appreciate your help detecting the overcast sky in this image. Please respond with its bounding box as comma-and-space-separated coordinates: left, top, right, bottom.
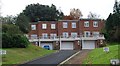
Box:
1, 0, 120, 19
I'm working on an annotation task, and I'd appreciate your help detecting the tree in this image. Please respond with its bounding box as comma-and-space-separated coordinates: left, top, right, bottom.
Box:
70, 8, 83, 19
87, 12, 100, 19
106, 13, 120, 42
105, 0, 120, 42
23, 3, 64, 21
0, 14, 30, 34
0, 15, 16, 24
16, 13, 30, 34
2, 24, 22, 35
113, 0, 120, 13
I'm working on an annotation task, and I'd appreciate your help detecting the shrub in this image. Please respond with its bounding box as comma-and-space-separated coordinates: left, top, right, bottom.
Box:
2, 33, 13, 48
2, 24, 30, 48
2, 33, 30, 48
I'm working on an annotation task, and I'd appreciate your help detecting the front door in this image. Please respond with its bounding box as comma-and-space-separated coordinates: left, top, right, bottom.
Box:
84, 31, 90, 37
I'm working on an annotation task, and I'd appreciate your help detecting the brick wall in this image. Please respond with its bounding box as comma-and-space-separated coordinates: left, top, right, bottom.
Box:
57, 21, 79, 36
28, 19, 105, 37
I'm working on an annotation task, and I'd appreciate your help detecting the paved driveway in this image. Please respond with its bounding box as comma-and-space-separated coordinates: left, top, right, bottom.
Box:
20, 50, 78, 66
65, 49, 92, 64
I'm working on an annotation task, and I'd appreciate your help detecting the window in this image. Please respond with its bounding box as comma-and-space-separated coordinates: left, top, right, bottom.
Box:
84, 31, 90, 37
84, 21, 89, 27
63, 22, 68, 28
93, 32, 99, 37
42, 33, 48, 39
31, 25, 36, 30
62, 32, 69, 38
42, 24, 47, 29
50, 33, 57, 39
93, 21, 98, 27
31, 34, 37, 39
51, 24, 56, 29
71, 32, 77, 38
72, 22, 76, 28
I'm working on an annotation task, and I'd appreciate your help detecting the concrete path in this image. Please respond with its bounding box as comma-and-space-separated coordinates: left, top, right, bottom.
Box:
19, 50, 78, 66
65, 49, 92, 64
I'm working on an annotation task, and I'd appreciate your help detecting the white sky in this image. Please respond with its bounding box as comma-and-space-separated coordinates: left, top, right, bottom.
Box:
1, 0, 119, 19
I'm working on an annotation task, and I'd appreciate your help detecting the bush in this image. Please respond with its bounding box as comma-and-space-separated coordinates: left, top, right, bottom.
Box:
2, 33, 13, 48
2, 24, 30, 48
2, 33, 30, 48
12, 34, 29, 48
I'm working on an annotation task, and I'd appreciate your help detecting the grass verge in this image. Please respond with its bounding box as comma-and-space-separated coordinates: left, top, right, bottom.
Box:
1, 44, 55, 65
83, 43, 120, 64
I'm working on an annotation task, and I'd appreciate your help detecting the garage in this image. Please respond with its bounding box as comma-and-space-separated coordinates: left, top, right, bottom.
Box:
82, 40, 95, 49
60, 42, 74, 50
40, 43, 53, 50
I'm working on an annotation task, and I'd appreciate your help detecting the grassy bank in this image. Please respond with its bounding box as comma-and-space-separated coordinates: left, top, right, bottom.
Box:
83, 43, 120, 64
1, 44, 55, 64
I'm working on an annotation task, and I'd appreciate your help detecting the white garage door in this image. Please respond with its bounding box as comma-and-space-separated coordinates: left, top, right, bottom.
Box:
82, 41, 95, 49
40, 43, 53, 50
60, 42, 74, 50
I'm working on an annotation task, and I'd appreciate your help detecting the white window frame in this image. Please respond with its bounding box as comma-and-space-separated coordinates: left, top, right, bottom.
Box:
51, 24, 56, 29
31, 25, 36, 30
42, 24, 47, 29
50, 33, 57, 39
62, 32, 69, 38
93, 21, 98, 27
31, 34, 37, 39
71, 32, 77, 38
63, 22, 68, 28
72, 22, 76, 28
42, 33, 48, 39
84, 21, 89, 27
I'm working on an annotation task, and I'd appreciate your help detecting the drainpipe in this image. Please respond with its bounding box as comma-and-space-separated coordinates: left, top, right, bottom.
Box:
79, 35, 82, 50
81, 37, 84, 50
38, 36, 41, 47
59, 35, 61, 50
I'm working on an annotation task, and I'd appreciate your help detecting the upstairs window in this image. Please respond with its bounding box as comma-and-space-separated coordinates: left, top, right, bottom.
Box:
93, 21, 98, 27
63, 22, 68, 28
51, 24, 56, 29
72, 22, 76, 28
31, 25, 36, 30
42, 24, 47, 29
84, 21, 89, 27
